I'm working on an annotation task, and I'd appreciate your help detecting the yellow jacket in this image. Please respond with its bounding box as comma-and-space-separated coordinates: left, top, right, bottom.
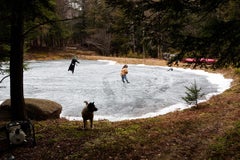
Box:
121, 68, 128, 76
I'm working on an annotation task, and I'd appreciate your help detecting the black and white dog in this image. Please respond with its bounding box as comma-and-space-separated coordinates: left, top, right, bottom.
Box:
81, 101, 98, 129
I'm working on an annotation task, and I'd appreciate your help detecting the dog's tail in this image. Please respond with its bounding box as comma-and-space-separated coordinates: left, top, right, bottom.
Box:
84, 101, 88, 105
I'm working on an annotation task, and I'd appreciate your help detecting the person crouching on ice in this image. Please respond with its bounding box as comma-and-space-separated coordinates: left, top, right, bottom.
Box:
120, 64, 129, 83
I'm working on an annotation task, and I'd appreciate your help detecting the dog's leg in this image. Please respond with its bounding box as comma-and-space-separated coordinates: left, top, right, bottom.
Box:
83, 120, 87, 129
90, 118, 93, 128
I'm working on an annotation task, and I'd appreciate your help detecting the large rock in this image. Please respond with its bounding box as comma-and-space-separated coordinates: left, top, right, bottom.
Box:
0, 98, 62, 121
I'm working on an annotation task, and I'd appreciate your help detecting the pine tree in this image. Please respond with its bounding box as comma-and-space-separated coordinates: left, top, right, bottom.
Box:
182, 80, 204, 108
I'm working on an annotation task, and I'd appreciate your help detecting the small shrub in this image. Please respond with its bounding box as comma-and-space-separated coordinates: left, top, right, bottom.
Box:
182, 80, 204, 108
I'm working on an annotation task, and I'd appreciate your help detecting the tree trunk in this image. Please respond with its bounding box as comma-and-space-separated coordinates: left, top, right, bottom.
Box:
10, 1, 26, 120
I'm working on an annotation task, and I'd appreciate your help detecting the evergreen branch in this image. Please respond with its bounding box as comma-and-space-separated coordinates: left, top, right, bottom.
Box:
23, 17, 81, 37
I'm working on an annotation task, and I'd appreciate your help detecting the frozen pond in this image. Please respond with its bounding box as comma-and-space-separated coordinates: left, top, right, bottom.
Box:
0, 59, 232, 121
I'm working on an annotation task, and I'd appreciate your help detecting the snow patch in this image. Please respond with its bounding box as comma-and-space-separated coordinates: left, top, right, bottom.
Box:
97, 60, 117, 65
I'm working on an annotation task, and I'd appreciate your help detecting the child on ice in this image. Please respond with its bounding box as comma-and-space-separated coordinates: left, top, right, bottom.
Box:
120, 64, 129, 83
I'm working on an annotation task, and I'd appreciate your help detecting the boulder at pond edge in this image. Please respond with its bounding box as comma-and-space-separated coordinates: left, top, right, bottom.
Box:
0, 98, 62, 121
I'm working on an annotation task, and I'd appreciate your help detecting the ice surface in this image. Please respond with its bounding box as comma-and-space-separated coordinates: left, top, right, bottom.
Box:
0, 60, 232, 121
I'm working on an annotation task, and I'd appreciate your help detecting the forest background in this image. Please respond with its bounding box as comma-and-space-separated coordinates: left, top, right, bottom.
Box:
1, 0, 240, 66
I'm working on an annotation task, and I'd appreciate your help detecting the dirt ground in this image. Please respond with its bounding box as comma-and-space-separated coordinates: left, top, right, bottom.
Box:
24, 51, 168, 65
